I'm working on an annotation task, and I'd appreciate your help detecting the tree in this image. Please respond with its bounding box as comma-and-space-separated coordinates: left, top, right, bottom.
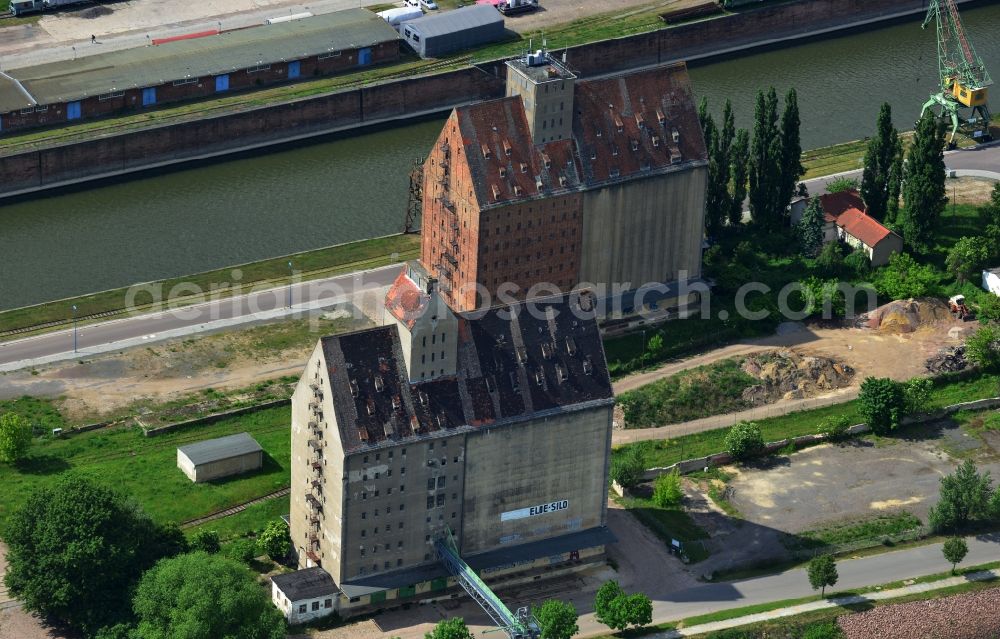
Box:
843, 248, 872, 278
534, 599, 579, 639
729, 128, 751, 227
899, 113, 948, 251
978, 295, 1000, 325
225, 538, 258, 565
749, 88, 782, 228
858, 377, 905, 434
610, 446, 645, 489
191, 529, 221, 554
778, 88, 805, 218
945, 236, 990, 283
0, 412, 32, 463
594, 580, 626, 630
426, 619, 474, 639
929, 459, 995, 532
861, 103, 903, 221
622, 593, 653, 629
256, 520, 291, 561
3, 475, 187, 634
705, 117, 730, 237
132, 552, 285, 639
816, 241, 845, 278
826, 176, 860, 194
903, 377, 933, 416
942, 537, 969, 574
965, 326, 1000, 372
646, 333, 665, 358
885, 137, 905, 226
981, 182, 1000, 252
873, 252, 940, 300
652, 468, 684, 508
797, 197, 825, 257
725, 421, 765, 462
807, 555, 838, 597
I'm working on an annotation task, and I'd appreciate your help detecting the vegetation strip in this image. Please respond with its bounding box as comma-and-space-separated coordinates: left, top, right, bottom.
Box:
0, 233, 419, 339
180, 487, 291, 529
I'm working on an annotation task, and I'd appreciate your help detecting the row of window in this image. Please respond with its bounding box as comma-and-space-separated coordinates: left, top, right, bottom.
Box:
482, 245, 577, 272
420, 351, 447, 364
297, 599, 333, 614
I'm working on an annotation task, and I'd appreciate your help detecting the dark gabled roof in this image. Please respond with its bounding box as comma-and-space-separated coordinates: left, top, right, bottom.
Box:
177, 432, 262, 466
450, 62, 706, 209
819, 190, 896, 247
271, 567, 338, 601
322, 294, 613, 454
401, 4, 504, 38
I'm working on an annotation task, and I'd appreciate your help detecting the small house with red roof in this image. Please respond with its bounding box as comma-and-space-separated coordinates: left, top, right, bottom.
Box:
816, 190, 903, 266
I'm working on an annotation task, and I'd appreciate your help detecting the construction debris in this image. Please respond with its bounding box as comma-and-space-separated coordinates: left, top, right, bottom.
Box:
925, 346, 968, 373
740, 349, 854, 405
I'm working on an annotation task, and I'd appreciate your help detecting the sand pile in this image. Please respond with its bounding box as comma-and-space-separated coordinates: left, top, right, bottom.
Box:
857, 298, 953, 334
740, 349, 854, 405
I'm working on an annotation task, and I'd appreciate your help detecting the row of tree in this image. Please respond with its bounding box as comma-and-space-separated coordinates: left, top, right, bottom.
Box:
2, 475, 290, 638
698, 87, 804, 235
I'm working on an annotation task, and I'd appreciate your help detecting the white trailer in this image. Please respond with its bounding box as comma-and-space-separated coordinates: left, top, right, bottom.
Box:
377, 6, 423, 31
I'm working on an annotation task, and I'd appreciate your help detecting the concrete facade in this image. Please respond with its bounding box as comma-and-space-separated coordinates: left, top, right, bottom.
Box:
176, 433, 263, 482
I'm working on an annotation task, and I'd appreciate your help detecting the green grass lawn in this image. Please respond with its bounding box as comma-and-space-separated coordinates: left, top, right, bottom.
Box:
0, 396, 66, 433
616, 494, 710, 562
0, 405, 292, 527
784, 512, 923, 552
185, 496, 290, 542
617, 358, 757, 427
615, 372, 1000, 470
0, 233, 419, 338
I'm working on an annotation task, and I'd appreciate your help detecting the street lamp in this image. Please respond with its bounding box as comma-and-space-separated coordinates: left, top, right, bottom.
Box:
71, 305, 78, 353
287, 261, 294, 309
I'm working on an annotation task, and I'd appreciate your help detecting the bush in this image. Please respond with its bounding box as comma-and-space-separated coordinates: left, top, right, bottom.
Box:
256, 520, 291, 562
725, 421, 765, 462
821, 415, 852, 441
191, 530, 221, 554
826, 176, 859, 193
858, 377, 906, 434
966, 326, 1000, 371
0, 412, 32, 463
802, 621, 843, 639
929, 460, 994, 532
903, 377, 933, 415
610, 447, 645, 489
652, 468, 684, 508
224, 538, 258, 565
874, 252, 940, 300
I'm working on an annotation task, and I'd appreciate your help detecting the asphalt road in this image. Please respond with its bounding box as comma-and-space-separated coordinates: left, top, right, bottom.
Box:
0, 263, 401, 371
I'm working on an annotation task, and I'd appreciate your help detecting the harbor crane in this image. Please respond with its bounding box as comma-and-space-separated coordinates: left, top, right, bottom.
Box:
435, 529, 541, 639
920, 0, 993, 145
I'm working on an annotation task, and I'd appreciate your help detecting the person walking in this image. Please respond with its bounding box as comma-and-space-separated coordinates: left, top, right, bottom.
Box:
91, 34, 96, 44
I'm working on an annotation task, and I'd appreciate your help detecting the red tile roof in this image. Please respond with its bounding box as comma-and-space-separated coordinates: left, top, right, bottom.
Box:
451, 62, 706, 209
818, 190, 894, 247
384, 269, 429, 329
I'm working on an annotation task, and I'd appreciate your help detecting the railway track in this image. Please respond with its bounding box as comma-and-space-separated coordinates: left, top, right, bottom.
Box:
180, 486, 290, 529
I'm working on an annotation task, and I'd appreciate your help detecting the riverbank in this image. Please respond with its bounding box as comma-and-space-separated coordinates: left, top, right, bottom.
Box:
0, 233, 418, 339
0, 0, 977, 199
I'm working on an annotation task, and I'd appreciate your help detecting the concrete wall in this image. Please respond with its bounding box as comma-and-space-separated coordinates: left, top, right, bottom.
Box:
188, 450, 263, 482
339, 433, 467, 582
460, 406, 612, 555
0, 0, 951, 198
579, 165, 707, 288
0, 66, 505, 197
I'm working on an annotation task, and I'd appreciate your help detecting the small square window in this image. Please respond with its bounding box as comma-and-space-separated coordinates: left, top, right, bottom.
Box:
424, 553, 431, 561
427, 496, 434, 509
361, 512, 367, 520
363, 456, 369, 463
299, 604, 307, 614
397, 558, 403, 566
324, 599, 332, 608
312, 601, 320, 611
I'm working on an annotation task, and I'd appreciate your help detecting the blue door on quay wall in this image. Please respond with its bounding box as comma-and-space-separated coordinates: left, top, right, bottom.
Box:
358, 47, 372, 66
67, 101, 81, 120
288, 60, 301, 79
142, 87, 157, 107
215, 74, 230, 92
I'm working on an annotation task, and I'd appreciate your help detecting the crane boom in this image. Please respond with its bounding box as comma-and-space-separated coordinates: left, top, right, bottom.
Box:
920, 0, 992, 144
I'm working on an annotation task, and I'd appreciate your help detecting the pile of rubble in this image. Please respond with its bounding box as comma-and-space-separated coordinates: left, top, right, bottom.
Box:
740, 349, 854, 405
838, 587, 1000, 639
925, 346, 968, 373
856, 298, 954, 334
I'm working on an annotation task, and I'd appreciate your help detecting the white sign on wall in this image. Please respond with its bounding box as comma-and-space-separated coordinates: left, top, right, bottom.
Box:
501, 500, 569, 522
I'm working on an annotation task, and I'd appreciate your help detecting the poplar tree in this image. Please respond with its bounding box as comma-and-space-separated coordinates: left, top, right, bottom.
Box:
861, 103, 903, 221
729, 128, 750, 227
778, 88, 804, 220
749, 88, 782, 228
797, 197, 825, 257
899, 113, 948, 251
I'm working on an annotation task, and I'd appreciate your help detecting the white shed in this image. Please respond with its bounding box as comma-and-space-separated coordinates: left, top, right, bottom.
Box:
271, 567, 339, 624
984, 267, 1000, 296
176, 432, 263, 483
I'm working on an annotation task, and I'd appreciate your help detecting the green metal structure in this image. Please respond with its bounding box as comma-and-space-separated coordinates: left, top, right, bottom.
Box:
920, 0, 993, 144
435, 529, 540, 639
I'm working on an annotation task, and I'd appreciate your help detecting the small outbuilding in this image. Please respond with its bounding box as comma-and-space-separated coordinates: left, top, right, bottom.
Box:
271, 567, 339, 624
984, 267, 1000, 296
176, 432, 263, 483
400, 4, 505, 58
817, 190, 903, 266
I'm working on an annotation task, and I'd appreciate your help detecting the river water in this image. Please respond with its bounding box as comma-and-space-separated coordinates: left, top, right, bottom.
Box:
2, 3, 999, 310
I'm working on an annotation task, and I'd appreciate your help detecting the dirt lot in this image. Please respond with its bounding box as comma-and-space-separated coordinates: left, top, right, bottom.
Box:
505, 0, 682, 33
0, 310, 368, 423
838, 587, 1000, 639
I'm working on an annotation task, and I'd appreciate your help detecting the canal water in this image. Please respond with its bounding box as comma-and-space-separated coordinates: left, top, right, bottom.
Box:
2, 3, 999, 310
